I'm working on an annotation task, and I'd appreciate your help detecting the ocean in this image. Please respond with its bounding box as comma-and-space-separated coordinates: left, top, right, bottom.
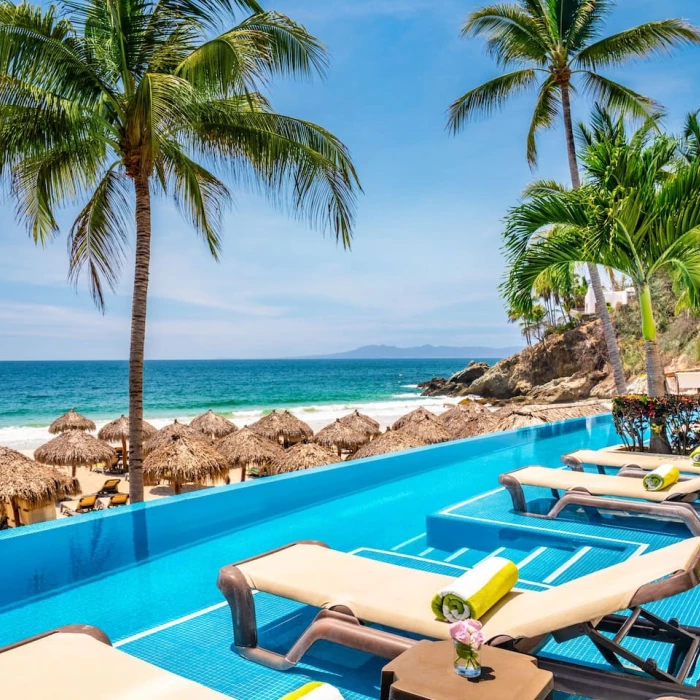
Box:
0, 358, 496, 450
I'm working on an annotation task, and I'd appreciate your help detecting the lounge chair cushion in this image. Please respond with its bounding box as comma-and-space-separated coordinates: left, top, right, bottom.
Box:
238, 539, 700, 643
0, 633, 228, 698
568, 449, 696, 472
513, 466, 700, 503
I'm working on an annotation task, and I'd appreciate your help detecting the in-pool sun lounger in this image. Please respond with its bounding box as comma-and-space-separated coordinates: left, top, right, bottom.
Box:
0, 625, 230, 699
217, 539, 700, 699
563, 449, 698, 475
499, 466, 700, 534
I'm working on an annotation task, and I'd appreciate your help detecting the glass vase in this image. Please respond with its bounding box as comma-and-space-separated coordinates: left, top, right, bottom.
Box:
453, 641, 481, 678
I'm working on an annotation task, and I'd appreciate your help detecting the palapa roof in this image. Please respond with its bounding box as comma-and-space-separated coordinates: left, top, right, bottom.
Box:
439, 402, 498, 439
249, 410, 313, 442
391, 407, 438, 431
0, 446, 81, 506
143, 433, 229, 487
268, 442, 340, 475
350, 430, 426, 460
189, 409, 238, 438
395, 414, 452, 445
49, 408, 96, 434
493, 402, 608, 432
338, 410, 381, 438
143, 420, 210, 455
35, 430, 117, 467
98, 415, 157, 442
313, 419, 367, 451
217, 428, 283, 467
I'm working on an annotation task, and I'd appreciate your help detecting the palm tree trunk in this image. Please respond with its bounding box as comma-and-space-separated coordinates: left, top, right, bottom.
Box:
128, 173, 152, 504
560, 82, 627, 396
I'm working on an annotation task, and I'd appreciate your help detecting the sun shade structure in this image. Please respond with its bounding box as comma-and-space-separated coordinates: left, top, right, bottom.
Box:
35, 431, 117, 478
48, 408, 96, 435
189, 410, 238, 439
312, 419, 367, 456
98, 415, 156, 470
248, 410, 313, 447
338, 410, 381, 439
143, 433, 230, 495
0, 446, 80, 527
268, 442, 340, 475
143, 420, 209, 455
493, 403, 608, 431
216, 428, 283, 481
391, 407, 438, 431
349, 430, 426, 460
439, 402, 498, 439
395, 415, 451, 445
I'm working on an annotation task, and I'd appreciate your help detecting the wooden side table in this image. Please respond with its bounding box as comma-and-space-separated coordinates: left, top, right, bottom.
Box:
380, 640, 554, 700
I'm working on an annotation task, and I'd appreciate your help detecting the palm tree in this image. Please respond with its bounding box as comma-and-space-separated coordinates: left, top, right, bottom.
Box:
448, 0, 699, 396
0, 0, 360, 502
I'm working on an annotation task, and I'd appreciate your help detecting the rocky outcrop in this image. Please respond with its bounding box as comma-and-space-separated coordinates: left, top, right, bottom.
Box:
421, 361, 490, 397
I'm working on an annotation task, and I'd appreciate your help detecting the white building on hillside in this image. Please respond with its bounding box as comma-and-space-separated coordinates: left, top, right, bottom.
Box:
584, 287, 635, 314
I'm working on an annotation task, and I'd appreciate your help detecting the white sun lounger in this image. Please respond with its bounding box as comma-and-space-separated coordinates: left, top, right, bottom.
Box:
564, 449, 697, 475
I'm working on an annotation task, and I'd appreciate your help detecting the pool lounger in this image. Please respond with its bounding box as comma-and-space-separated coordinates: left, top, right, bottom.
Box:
564, 449, 698, 475
217, 539, 700, 699
500, 466, 700, 535
0, 625, 230, 699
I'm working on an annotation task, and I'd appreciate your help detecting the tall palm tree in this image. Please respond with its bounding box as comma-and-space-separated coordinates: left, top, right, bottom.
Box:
448, 0, 699, 396
0, 0, 360, 502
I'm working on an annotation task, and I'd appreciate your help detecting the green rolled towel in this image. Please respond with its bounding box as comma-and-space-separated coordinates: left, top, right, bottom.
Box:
691, 447, 700, 465
431, 556, 519, 622
643, 464, 680, 491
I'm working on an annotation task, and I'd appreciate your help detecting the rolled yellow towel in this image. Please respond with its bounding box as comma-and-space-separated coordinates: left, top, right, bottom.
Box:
643, 464, 680, 491
279, 683, 344, 700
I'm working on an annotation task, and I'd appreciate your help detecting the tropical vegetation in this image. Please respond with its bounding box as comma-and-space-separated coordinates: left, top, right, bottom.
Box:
0, 0, 360, 502
448, 0, 700, 396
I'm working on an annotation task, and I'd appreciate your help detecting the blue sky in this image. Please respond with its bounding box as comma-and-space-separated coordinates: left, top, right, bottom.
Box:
1, 0, 700, 360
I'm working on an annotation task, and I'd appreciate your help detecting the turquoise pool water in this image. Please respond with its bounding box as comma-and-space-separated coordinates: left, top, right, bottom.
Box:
2, 414, 690, 699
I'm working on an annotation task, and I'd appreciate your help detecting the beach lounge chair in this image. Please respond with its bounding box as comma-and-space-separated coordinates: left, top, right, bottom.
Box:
107, 493, 129, 508
0, 625, 230, 699
499, 466, 700, 534
97, 478, 121, 496
59, 494, 103, 516
217, 539, 700, 699
563, 449, 697, 475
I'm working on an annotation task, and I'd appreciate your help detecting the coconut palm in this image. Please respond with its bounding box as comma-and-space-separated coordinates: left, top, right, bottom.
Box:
448, 0, 699, 395
0, 0, 360, 502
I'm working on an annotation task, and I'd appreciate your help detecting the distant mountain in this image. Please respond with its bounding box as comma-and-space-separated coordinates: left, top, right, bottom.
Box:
303, 344, 522, 360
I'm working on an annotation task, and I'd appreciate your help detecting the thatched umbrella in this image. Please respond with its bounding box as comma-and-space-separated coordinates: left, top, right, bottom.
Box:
0, 447, 80, 527
217, 428, 283, 481
493, 402, 607, 432
350, 430, 426, 460
189, 409, 238, 440
49, 408, 96, 435
98, 415, 157, 469
143, 420, 209, 455
338, 410, 381, 439
313, 419, 367, 457
391, 407, 438, 431
396, 415, 452, 445
143, 433, 229, 495
268, 442, 340, 475
35, 431, 116, 478
439, 402, 498, 439
249, 410, 313, 447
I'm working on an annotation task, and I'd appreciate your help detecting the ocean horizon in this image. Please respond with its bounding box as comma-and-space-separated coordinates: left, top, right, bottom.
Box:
0, 358, 499, 449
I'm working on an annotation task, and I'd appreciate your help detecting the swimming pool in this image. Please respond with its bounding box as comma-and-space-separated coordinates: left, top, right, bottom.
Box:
2, 414, 681, 699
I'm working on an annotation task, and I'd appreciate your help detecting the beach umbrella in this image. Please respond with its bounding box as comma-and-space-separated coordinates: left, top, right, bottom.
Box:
216, 428, 283, 481
189, 409, 238, 440
338, 410, 381, 439
396, 414, 452, 445
143, 420, 209, 455
391, 407, 438, 431
143, 433, 230, 495
49, 408, 96, 435
439, 402, 498, 439
0, 446, 80, 527
349, 431, 426, 460
249, 410, 313, 447
98, 415, 157, 469
268, 442, 340, 475
35, 431, 117, 478
313, 419, 368, 457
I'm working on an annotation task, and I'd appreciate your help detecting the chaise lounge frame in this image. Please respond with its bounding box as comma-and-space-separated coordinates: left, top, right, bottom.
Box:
217, 540, 700, 700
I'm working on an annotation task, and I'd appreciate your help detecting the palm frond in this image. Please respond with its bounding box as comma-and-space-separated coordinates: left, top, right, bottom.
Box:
580, 71, 659, 120
526, 75, 558, 167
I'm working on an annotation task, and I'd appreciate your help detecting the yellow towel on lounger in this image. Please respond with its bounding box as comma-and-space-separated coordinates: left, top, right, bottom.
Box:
431, 556, 519, 622
643, 464, 680, 491
691, 447, 700, 466
279, 683, 344, 700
